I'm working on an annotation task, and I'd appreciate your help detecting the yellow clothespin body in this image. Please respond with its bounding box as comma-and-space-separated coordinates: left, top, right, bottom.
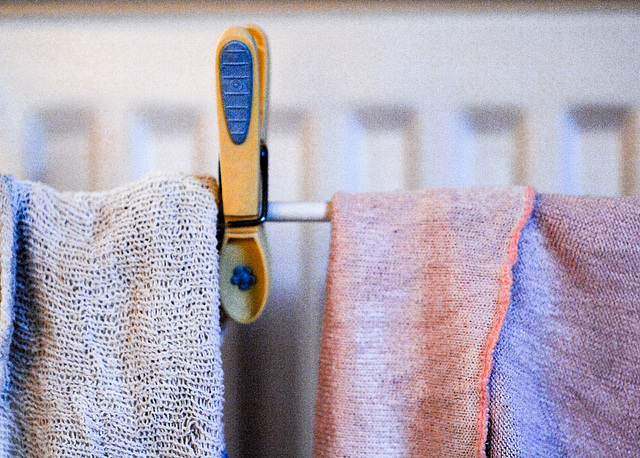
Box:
217, 26, 270, 324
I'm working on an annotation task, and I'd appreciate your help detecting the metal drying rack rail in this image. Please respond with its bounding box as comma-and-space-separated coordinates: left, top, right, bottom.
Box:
266, 201, 330, 222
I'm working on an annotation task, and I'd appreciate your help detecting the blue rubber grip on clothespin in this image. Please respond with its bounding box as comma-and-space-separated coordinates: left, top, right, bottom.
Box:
219, 41, 253, 145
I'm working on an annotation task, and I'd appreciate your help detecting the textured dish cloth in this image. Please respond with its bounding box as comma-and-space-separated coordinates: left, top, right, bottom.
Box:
314, 187, 534, 457
489, 194, 640, 457
0, 174, 224, 457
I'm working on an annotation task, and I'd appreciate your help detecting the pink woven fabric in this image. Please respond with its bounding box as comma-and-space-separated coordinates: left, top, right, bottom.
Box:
314, 187, 534, 457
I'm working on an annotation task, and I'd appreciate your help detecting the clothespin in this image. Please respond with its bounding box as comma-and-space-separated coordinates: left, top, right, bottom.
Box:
216, 25, 270, 324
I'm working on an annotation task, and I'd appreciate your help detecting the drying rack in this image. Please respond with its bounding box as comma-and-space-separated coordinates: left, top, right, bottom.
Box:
266, 201, 330, 222
216, 25, 328, 325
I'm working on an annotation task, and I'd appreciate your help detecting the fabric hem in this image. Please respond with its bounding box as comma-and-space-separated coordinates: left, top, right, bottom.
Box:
476, 187, 535, 457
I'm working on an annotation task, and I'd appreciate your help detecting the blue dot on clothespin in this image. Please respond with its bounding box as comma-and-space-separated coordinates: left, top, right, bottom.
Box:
231, 266, 257, 291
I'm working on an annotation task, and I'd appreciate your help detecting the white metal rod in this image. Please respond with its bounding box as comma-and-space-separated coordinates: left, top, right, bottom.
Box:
266, 201, 331, 222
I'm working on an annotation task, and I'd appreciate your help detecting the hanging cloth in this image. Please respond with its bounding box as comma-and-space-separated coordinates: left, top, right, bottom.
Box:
0, 174, 225, 457
314, 187, 533, 457
489, 194, 640, 457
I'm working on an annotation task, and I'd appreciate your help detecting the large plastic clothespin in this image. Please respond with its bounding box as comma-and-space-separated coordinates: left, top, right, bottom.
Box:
216, 25, 270, 324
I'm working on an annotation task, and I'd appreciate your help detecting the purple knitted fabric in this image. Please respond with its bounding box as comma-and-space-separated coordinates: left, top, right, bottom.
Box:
489, 194, 640, 456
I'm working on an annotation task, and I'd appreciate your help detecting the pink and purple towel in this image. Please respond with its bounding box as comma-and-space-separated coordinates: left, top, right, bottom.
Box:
314, 188, 640, 457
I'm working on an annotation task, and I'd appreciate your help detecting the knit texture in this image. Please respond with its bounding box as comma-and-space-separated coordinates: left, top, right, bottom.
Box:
314, 187, 533, 457
488, 194, 640, 457
0, 174, 224, 457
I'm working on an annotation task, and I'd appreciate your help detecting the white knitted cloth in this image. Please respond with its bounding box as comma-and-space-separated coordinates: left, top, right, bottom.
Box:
0, 174, 224, 457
